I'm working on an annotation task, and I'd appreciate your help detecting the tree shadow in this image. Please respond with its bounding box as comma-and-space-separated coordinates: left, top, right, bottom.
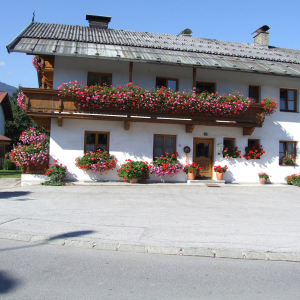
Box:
0, 191, 32, 201
0, 270, 21, 294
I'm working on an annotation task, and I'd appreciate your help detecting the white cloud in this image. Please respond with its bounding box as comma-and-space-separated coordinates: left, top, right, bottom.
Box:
5, 71, 13, 76
0, 61, 5, 67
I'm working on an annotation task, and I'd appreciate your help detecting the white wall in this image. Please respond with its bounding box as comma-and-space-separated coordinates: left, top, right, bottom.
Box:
50, 56, 300, 183
0, 106, 5, 135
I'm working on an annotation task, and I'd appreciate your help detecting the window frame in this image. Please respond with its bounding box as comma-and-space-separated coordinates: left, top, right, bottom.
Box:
196, 82, 215, 94
153, 134, 176, 159
223, 138, 235, 157
155, 77, 178, 91
280, 88, 297, 112
84, 131, 110, 153
248, 139, 260, 148
249, 85, 260, 103
87, 72, 112, 86
279, 141, 297, 165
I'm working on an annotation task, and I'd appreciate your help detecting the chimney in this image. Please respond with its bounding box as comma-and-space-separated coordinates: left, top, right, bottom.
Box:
252, 25, 270, 47
86, 14, 111, 29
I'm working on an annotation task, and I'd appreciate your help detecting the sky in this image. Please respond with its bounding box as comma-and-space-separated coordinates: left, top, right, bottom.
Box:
1, 0, 300, 89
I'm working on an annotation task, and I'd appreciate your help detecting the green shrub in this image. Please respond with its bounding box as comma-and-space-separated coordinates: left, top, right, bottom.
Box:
4, 159, 16, 170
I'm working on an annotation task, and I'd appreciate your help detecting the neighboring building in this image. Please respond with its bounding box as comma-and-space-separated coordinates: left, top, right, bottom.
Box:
0, 92, 13, 165
6, 15, 300, 182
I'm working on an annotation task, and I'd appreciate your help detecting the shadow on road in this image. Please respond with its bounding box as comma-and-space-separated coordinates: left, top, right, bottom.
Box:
0, 270, 21, 294
0, 230, 96, 252
0, 191, 32, 201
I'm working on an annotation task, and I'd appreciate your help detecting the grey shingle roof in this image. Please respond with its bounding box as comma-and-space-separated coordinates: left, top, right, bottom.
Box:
6, 22, 300, 77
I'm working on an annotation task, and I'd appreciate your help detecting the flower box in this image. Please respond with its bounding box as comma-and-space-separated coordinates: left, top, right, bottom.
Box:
21, 161, 49, 174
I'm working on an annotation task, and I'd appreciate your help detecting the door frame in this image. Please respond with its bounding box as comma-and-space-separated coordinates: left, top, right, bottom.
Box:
193, 137, 214, 179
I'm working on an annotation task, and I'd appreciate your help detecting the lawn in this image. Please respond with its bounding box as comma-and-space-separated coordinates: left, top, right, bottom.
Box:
0, 170, 22, 178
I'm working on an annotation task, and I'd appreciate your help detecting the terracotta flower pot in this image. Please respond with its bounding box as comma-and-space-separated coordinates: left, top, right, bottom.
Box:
188, 172, 197, 180
259, 177, 267, 184
216, 172, 223, 181
130, 178, 139, 183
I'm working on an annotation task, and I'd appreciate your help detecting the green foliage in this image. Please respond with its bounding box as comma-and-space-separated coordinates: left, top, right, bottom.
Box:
4, 87, 49, 151
42, 162, 67, 186
258, 172, 269, 179
4, 159, 16, 170
285, 174, 300, 186
117, 160, 150, 181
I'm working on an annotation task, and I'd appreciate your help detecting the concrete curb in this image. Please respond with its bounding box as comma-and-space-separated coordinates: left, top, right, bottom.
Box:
1, 231, 300, 262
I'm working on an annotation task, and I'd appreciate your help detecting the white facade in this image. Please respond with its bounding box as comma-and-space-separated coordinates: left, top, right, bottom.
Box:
49, 56, 300, 183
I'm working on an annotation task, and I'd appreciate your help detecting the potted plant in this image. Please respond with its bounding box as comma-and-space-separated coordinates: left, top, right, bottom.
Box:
222, 146, 241, 158
243, 144, 265, 160
258, 172, 269, 184
285, 174, 300, 186
213, 165, 228, 181
150, 152, 183, 177
75, 150, 117, 173
281, 155, 295, 166
183, 162, 201, 180
43, 160, 67, 186
117, 159, 150, 183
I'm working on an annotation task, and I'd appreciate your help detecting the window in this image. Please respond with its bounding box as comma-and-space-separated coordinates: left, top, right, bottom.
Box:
279, 141, 297, 164
87, 72, 112, 86
196, 82, 215, 94
156, 78, 178, 90
249, 86, 260, 103
248, 139, 260, 148
280, 89, 297, 112
224, 138, 235, 149
153, 135, 176, 158
84, 131, 109, 153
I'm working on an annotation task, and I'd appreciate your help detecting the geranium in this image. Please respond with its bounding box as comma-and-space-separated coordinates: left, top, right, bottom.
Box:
32, 55, 41, 72
150, 152, 183, 177
214, 165, 228, 173
244, 144, 265, 160
285, 174, 300, 187
281, 155, 295, 165
58, 82, 252, 117
222, 146, 241, 158
75, 150, 117, 173
117, 159, 150, 181
262, 98, 278, 116
17, 91, 25, 111
9, 127, 49, 167
43, 160, 67, 186
258, 172, 269, 179
183, 162, 201, 174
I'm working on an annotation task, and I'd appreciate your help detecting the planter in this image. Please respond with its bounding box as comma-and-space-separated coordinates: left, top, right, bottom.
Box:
130, 178, 139, 183
216, 172, 223, 181
259, 177, 267, 184
188, 172, 197, 180
282, 162, 294, 166
21, 160, 49, 174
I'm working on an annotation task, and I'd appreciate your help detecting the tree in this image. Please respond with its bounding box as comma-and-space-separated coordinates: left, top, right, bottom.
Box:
4, 87, 48, 151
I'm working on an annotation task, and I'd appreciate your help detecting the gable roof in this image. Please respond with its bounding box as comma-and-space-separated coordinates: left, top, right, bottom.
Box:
0, 92, 14, 121
6, 22, 300, 77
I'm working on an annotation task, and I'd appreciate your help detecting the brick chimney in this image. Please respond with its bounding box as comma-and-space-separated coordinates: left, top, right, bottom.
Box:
252, 25, 270, 47
86, 14, 111, 29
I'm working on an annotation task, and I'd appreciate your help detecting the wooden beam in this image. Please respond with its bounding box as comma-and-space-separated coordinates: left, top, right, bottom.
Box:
129, 62, 133, 83
186, 124, 195, 133
58, 117, 63, 127
193, 67, 196, 92
124, 121, 130, 130
243, 127, 255, 136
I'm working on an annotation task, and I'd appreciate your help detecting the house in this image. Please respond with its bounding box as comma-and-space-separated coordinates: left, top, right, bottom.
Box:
6, 15, 300, 183
0, 92, 13, 167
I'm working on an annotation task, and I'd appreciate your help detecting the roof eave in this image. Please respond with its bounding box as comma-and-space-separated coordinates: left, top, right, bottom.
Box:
6, 22, 34, 53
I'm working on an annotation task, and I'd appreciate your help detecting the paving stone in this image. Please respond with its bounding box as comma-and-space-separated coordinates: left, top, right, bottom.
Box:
14, 233, 33, 242
93, 243, 119, 251
214, 249, 244, 259
30, 235, 48, 243
182, 248, 215, 257
118, 244, 146, 253
267, 252, 300, 262
243, 251, 268, 260
0, 232, 17, 240
147, 246, 181, 255
47, 238, 66, 246
64, 240, 94, 249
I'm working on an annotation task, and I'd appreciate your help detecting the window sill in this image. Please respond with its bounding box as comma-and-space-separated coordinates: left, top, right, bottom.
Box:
280, 110, 298, 113
279, 164, 298, 166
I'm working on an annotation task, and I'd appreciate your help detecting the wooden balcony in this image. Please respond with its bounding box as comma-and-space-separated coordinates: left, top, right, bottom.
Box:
22, 88, 265, 135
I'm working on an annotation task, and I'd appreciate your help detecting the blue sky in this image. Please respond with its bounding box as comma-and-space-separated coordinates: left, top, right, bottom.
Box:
1, 0, 299, 89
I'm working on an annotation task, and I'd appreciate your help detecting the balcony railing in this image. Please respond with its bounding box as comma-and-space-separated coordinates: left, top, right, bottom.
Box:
22, 88, 265, 135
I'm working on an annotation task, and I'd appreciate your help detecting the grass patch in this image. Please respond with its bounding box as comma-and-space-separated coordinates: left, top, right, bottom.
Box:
0, 170, 22, 178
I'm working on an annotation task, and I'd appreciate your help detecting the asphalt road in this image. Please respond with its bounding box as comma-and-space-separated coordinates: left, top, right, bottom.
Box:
1, 239, 300, 300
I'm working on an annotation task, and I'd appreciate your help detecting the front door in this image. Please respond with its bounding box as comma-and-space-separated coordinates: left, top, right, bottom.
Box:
193, 138, 214, 179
